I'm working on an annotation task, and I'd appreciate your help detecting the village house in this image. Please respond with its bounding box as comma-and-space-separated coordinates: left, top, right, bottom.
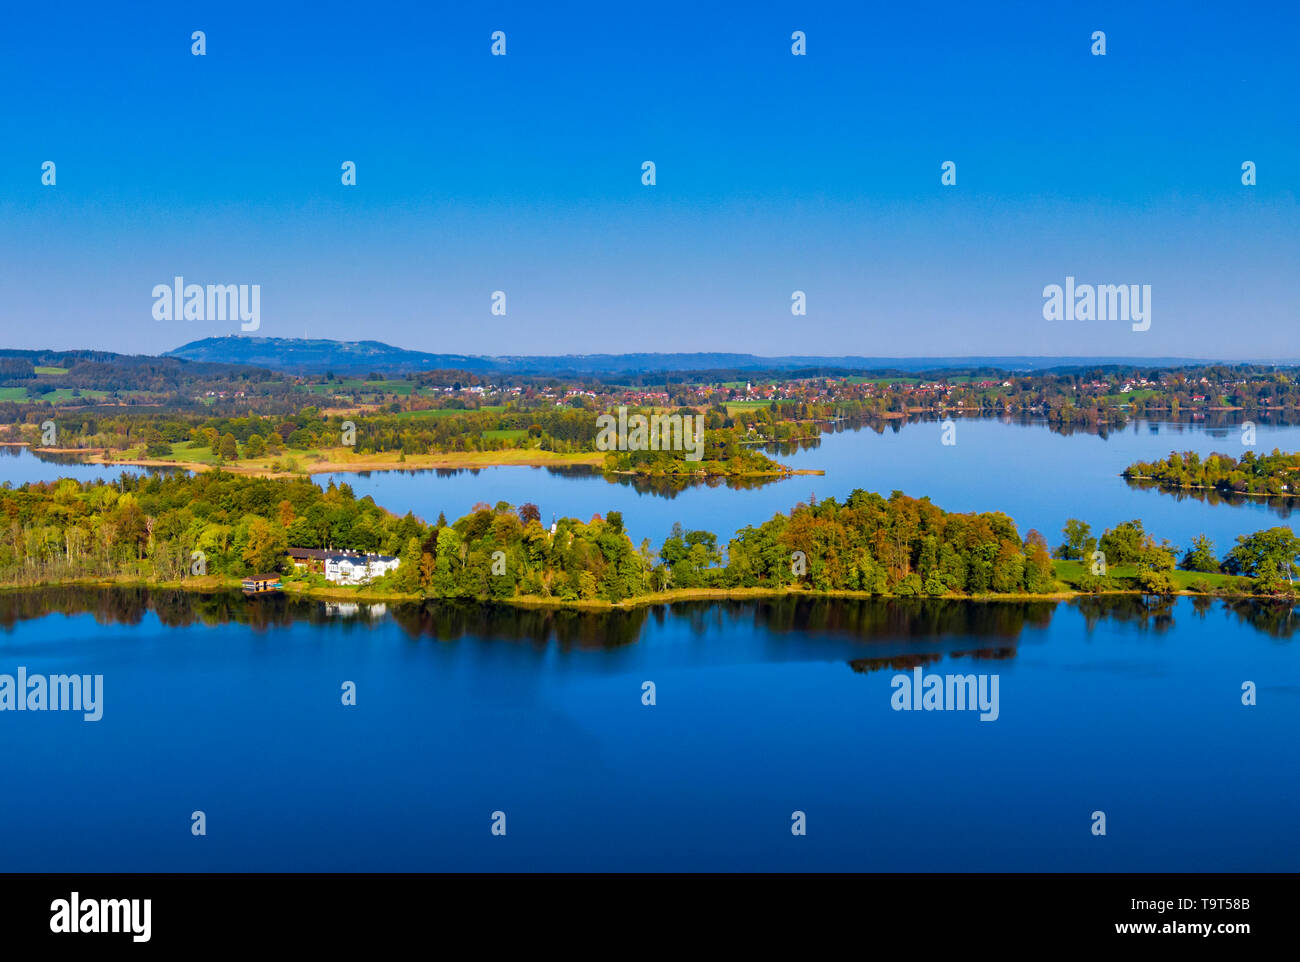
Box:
286, 547, 338, 573
288, 547, 401, 585
323, 553, 400, 585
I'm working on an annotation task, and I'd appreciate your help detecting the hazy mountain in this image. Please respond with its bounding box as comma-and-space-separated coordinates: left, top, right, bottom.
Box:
164, 337, 498, 375
164, 336, 1243, 378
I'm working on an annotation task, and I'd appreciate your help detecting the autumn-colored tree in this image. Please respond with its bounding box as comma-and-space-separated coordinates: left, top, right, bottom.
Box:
241, 516, 287, 573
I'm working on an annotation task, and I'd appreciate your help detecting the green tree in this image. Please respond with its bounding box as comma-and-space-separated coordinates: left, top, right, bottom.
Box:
1099, 520, 1147, 565
390, 537, 423, 593
1137, 568, 1174, 597
1142, 539, 1178, 572
432, 527, 462, 596
1180, 534, 1220, 573
1251, 558, 1291, 595
219, 433, 239, 461
1055, 519, 1095, 561
1224, 527, 1300, 581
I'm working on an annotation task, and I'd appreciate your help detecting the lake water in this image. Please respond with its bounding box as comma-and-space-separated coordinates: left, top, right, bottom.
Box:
327, 415, 1300, 555
0, 588, 1295, 871
3, 418, 1296, 871
6, 416, 1296, 556
0, 445, 180, 486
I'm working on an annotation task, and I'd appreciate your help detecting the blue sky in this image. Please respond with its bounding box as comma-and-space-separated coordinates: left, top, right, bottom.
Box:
0, 1, 1296, 359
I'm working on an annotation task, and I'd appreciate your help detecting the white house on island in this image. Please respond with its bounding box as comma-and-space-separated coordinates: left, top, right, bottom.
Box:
323, 553, 401, 585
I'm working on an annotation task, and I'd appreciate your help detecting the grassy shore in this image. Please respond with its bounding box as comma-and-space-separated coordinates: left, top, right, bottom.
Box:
22, 443, 824, 480
1051, 559, 1257, 592
24, 444, 605, 477
1, 563, 1287, 607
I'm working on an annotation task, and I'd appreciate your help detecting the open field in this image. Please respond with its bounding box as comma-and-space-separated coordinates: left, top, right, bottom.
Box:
42, 388, 110, 402
305, 378, 416, 395
1052, 560, 1255, 592
48, 444, 604, 477
168, 441, 221, 465
725, 401, 775, 415
0, 386, 111, 402
392, 405, 506, 420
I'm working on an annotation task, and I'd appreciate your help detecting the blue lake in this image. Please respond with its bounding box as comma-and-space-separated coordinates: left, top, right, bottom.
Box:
330, 416, 1300, 555
0, 445, 181, 486
0, 590, 1295, 871
1, 418, 1296, 871
6, 416, 1297, 555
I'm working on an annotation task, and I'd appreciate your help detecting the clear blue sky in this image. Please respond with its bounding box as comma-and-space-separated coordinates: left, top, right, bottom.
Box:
0, 1, 1296, 359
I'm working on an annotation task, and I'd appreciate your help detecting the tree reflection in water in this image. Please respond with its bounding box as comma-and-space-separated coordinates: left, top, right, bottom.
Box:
0, 589, 1293, 672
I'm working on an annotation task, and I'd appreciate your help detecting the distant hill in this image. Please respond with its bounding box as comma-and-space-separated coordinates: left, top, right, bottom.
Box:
164, 337, 1246, 378
164, 337, 498, 375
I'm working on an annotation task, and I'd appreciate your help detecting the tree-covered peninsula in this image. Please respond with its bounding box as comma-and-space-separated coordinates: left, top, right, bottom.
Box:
0, 471, 1292, 602
1123, 448, 1300, 499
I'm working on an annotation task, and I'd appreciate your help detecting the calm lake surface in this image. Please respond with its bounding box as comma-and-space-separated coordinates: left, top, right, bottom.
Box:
0, 589, 1295, 871
329, 415, 1300, 553
6, 416, 1297, 554
2, 418, 1296, 871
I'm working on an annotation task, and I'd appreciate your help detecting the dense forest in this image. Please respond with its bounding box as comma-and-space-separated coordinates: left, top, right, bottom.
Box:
2, 471, 1294, 600
0, 473, 1048, 598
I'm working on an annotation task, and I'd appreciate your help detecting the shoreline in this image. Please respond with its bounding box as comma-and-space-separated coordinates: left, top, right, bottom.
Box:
12, 444, 823, 480
1123, 473, 1299, 500
17, 445, 606, 477
604, 467, 824, 479
0, 574, 1289, 608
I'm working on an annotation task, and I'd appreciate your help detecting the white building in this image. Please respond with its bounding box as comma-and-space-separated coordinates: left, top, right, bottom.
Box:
324, 553, 401, 585
324, 602, 390, 618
